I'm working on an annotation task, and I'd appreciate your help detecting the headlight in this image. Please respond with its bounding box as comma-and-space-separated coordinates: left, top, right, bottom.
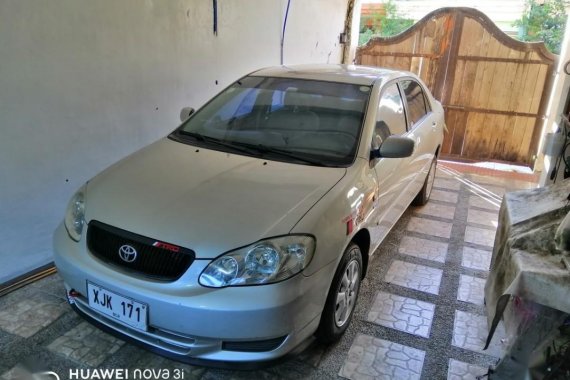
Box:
199, 235, 315, 287
64, 186, 86, 241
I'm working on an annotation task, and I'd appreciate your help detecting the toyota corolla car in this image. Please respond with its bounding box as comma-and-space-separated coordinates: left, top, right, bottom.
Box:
53, 64, 444, 366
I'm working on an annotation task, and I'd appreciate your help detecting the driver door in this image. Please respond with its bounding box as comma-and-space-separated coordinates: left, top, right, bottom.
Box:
369, 82, 410, 245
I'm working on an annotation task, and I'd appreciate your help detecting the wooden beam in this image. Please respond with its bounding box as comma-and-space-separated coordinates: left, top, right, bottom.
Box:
444, 105, 540, 118
356, 52, 442, 59
457, 56, 545, 64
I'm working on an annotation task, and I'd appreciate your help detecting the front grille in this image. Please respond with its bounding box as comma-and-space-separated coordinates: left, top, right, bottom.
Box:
87, 220, 194, 281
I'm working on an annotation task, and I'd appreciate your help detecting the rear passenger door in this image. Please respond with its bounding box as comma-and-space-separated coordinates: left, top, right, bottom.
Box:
399, 79, 436, 204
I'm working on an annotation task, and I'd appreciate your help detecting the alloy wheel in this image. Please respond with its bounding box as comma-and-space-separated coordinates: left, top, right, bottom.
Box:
334, 259, 360, 327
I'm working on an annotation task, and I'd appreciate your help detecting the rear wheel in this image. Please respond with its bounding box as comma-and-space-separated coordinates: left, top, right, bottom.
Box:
413, 157, 437, 206
316, 243, 362, 344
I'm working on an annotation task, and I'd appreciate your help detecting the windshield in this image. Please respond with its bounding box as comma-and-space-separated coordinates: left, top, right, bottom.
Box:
172, 76, 370, 167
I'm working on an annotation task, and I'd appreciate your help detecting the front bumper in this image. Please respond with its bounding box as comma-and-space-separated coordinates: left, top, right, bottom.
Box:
53, 223, 333, 364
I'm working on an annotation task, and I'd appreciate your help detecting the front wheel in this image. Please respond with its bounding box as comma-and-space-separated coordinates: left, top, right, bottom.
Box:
315, 243, 363, 344
412, 157, 437, 206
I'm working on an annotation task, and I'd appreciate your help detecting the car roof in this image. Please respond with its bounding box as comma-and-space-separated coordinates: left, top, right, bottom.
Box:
250, 64, 403, 86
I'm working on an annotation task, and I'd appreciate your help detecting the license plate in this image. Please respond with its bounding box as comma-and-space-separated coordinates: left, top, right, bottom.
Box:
87, 282, 148, 331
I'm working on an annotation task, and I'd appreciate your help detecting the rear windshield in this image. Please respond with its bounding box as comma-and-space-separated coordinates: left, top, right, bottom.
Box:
173, 76, 370, 167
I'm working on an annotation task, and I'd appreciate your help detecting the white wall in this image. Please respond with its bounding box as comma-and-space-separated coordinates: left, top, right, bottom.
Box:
0, 0, 348, 283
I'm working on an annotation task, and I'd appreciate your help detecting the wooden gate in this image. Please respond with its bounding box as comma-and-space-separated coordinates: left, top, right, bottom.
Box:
355, 7, 557, 167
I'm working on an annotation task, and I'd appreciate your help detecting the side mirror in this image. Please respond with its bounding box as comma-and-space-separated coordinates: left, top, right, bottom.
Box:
180, 107, 195, 122
370, 136, 415, 160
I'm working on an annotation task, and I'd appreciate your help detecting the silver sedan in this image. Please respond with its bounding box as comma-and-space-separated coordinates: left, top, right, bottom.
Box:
53, 64, 444, 366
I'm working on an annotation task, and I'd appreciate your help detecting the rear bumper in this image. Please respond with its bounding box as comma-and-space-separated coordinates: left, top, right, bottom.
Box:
53, 223, 334, 363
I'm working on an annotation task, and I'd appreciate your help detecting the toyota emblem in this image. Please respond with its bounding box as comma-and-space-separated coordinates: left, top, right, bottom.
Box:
118, 244, 137, 263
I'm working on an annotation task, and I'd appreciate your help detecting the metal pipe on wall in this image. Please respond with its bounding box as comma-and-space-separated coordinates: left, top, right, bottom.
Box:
280, 0, 292, 65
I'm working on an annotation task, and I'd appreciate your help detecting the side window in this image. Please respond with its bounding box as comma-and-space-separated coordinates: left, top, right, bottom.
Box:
373, 84, 407, 148
400, 80, 427, 128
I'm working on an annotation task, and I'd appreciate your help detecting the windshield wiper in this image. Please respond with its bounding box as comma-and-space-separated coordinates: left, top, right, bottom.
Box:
232, 142, 329, 167
177, 131, 254, 155
177, 131, 330, 166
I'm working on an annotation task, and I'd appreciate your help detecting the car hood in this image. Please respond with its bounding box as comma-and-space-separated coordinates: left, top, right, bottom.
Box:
85, 138, 346, 258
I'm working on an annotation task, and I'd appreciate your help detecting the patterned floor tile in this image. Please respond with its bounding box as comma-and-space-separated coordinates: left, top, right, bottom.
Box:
339, 334, 425, 380
467, 209, 498, 228
457, 275, 486, 305
431, 189, 459, 204
435, 168, 454, 179
509, 180, 538, 190
407, 217, 453, 239
434, 178, 461, 191
0, 297, 67, 338
461, 247, 492, 271
464, 226, 496, 248
367, 292, 435, 338
469, 174, 535, 191
452, 311, 505, 357
473, 184, 506, 197
469, 174, 509, 187
468, 196, 500, 211
415, 203, 456, 220
447, 359, 488, 380
384, 260, 443, 295
29, 272, 66, 297
47, 321, 124, 366
398, 236, 448, 263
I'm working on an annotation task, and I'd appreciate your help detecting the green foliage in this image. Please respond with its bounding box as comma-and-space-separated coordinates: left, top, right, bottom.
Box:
359, 29, 375, 46
377, 0, 414, 38
514, 0, 569, 54
359, 0, 414, 46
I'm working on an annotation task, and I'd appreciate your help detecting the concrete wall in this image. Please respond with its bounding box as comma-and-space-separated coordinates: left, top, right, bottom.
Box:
0, 0, 348, 283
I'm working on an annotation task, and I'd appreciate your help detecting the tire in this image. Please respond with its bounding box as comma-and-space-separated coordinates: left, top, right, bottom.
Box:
412, 157, 437, 206
315, 243, 363, 344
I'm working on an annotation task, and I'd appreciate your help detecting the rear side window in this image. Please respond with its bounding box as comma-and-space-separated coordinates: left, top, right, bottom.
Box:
374, 84, 407, 148
400, 80, 427, 128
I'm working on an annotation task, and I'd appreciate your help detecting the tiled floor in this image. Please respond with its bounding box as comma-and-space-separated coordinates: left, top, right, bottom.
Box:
384, 260, 443, 295
366, 292, 435, 338
461, 247, 492, 272
457, 275, 486, 305
398, 236, 448, 263
339, 334, 425, 379
406, 217, 453, 239
0, 163, 536, 379
47, 322, 125, 366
